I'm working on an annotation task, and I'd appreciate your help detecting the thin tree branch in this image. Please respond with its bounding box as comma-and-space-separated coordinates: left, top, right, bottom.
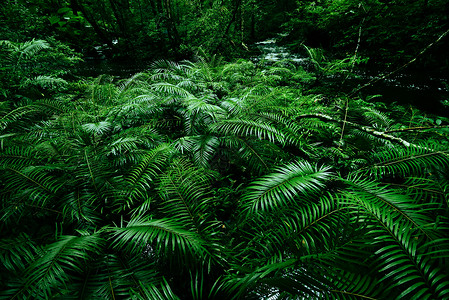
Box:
297, 113, 413, 147
384, 125, 449, 133
349, 27, 449, 97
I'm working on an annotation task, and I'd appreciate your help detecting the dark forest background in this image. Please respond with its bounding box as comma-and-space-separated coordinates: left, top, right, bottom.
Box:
2, 0, 449, 69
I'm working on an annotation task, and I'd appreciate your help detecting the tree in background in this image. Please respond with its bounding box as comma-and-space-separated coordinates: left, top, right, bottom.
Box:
282, 0, 449, 71
0, 0, 300, 60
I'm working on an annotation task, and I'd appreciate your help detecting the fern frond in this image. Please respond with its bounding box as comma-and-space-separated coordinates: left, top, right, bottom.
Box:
212, 118, 285, 144
364, 144, 449, 179
20, 75, 67, 89
5, 233, 104, 299
241, 161, 332, 214
123, 144, 174, 210
157, 159, 215, 228
112, 216, 210, 266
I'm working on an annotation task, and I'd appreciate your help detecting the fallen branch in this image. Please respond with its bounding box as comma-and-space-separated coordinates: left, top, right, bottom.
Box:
384, 125, 449, 133
349, 27, 449, 97
297, 113, 414, 147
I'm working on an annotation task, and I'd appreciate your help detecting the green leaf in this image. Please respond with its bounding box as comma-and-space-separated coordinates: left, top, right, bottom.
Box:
241, 161, 332, 213
57, 7, 72, 14
48, 16, 60, 25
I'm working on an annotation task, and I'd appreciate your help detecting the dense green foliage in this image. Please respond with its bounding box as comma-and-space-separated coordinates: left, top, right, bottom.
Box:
1, 0, 449, 298
1, 0, 448, 69
283, 0, 449, 69
1, 0, 293, 59
1, 45, 449, 298
0, 39, 81, 102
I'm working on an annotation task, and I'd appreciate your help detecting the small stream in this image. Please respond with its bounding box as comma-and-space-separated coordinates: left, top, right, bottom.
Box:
254, 38, 307, 64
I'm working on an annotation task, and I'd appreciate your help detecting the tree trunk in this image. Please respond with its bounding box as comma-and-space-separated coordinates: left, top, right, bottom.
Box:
156, 0, 163, 13
108, 0, 128, 36
214, 0, 243, 53
163, 0, 180, 54
145, 0, 158, 16
250, 5, 255, 41
70, 0, 114, 48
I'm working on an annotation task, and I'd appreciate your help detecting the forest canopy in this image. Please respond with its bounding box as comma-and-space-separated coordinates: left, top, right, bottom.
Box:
1, 0, 448, 67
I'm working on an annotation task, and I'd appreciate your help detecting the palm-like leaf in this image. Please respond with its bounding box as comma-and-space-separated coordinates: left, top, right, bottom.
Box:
0, 105, 40, 131
123, 144, 174, 210
0, 233, 39, 275
129, 278, 179, 300
1, 39, 50, 63
81, 121, 113, 136
2, 233, 104, 299
20, 75, 67, 89
1, 54, 449, 299
363, 144, 449, 179
342, 176, 436, 237
174, 135, 220, 168
157, 159, 216, 229
340, 176, 449, 299
212, 118, 285, 144
0, 165, 64, 223
241, 161, 333, 214
112, 217, 211, 266
69, 254, 177, 300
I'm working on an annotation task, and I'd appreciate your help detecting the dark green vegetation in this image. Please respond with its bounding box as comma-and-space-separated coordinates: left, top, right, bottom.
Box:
1, 0, 294, 60
283, 0, 449, 70
1, 0, 449, 299
1, 38, 449, 298
1, 0, 448, 68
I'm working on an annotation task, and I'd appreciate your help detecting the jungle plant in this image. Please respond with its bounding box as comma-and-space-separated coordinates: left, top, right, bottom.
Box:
0, 38, 81, 102
1, 57, 449, 299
